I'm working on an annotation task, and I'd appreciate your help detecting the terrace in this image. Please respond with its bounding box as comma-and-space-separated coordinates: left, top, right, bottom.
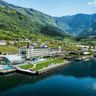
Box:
18, 57, 65, 72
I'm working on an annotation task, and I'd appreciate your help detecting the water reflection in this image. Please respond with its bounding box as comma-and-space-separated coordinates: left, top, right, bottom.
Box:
58, 59, 96, 78
0, 59, 96, 96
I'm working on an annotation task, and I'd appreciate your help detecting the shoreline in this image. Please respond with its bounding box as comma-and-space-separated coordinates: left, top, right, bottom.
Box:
14, 55, 96, 76
37, 60, 70, 75
0, 55, 95, 76
16, 60, 70, 76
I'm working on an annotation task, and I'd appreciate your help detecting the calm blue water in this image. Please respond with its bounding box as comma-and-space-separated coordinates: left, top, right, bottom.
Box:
0, 59, 96, 96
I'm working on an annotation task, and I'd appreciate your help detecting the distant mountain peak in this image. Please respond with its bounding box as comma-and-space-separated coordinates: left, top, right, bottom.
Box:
0, 0, 4, 1
0, 0, 11, 6
0, 0, 8, 4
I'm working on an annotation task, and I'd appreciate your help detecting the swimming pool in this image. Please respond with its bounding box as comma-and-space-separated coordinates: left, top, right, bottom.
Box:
3, 65, 13, 70
32, 59, 46, 64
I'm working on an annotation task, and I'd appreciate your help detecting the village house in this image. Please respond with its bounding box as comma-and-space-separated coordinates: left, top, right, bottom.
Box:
19, 39, 31, 43
0, 40, 7, 45
77, 45, 90, 51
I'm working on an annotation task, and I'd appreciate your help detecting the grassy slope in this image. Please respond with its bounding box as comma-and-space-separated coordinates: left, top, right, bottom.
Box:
0, 6, 68, 40
0, 45, 18, 54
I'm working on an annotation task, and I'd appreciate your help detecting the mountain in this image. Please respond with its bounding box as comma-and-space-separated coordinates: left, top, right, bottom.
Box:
78, 14, 96, 37
0, 0, 68, 40
55, 14, 96, 36
0, 0, 96, 39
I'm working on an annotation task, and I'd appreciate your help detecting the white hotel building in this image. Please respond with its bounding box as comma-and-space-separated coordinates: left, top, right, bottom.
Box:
19, 44, 62, 59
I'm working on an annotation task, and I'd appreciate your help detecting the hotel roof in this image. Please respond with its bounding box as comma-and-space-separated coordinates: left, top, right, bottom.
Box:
3, 55, 22, 63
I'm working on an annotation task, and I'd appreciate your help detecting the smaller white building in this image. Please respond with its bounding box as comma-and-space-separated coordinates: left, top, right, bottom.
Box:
8, 41, 14, 45
83, 52, 91, 55
0, 40, 6, 45
0, 55, 23, 65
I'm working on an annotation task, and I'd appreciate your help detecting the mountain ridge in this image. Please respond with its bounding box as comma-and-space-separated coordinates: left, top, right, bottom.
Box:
55, 13, 96, 36
0, 0, 69, 40
0, 0, 96, 38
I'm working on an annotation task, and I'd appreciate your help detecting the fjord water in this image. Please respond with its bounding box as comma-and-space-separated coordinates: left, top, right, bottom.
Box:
1, 60, 96, 96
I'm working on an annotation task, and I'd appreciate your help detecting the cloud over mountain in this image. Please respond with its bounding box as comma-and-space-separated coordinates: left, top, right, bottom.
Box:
88, 0, 96, 7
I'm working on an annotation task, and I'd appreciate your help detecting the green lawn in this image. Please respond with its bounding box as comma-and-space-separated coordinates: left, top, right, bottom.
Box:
19, 57, 64, 71
33, 57, 64, 71
19, 64, 34, 70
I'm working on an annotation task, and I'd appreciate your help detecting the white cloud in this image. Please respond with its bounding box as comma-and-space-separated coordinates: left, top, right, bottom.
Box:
88, 0, 96, 7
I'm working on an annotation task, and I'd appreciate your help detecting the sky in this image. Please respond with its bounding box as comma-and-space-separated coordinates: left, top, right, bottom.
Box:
4, 0, 96, 16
